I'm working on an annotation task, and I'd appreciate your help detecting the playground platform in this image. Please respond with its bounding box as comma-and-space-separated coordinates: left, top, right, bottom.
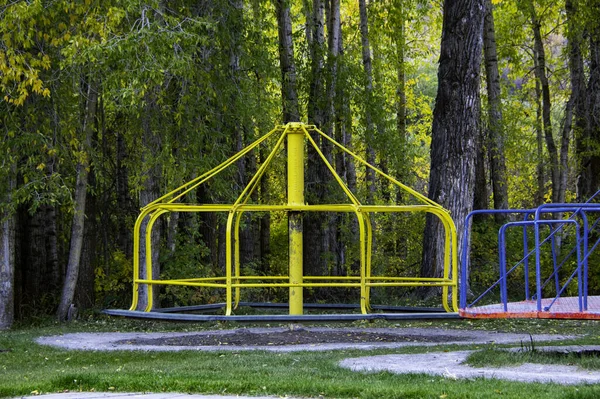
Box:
461, 295, 600, 320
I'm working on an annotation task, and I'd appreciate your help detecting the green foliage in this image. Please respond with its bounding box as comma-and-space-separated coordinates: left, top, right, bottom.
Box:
158, 218, 216, 308
95, 250, 133, 309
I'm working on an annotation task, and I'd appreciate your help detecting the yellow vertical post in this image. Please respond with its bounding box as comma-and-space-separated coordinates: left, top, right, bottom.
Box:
287, 123, 304, 315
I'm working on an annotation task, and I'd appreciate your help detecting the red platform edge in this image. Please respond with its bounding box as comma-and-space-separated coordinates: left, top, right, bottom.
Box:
460, 296, 600, 320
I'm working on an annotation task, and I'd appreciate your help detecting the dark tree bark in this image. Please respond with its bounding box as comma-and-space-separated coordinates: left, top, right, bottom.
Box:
567, 0, 588, 201
483, 0, 508, 218
421, 0, 485, 288
304, 0, 330, 279
474, 119, 489, 212
136, 90, 163, 312
115, 121, 132, 255
581, 34, 600, 199
57, 79, 99, 321
308, 0, 325, 128
226, 0, 257, 271
0, 164, 16, 329
577, 0, 600, 200
275, 0, 303, 287
76, 172, 97, 311
334, 13, 357, 274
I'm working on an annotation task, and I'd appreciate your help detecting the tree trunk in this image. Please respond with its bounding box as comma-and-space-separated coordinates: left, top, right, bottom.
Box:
534, 72, 546, 205
136, 91, 163, 311
421, 0, 485, 290
483, 0, 508, 218
583, 32, 600, 199
76, 173, 97, 311
304, 0, 328, 279
393, 0, 406, 156
308, 0, 325, 128
115, 124, 132, 255
57, 79, 98, 321
528, 0, 559, 203
276, 0, 300, 122
474, 120, 489, 212
324, 0, 340, 271
275, 0, 304, 286
358, 0, 377, 203
577, 4, 600, 200
567, 0, 589, 201
0, 164, 16, 329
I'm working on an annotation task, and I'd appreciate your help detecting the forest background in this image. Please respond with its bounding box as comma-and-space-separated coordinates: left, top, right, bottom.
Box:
0, 0, 599, 327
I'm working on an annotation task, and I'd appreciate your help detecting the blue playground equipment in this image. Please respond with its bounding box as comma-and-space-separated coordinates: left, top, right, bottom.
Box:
460, 190, 600, 319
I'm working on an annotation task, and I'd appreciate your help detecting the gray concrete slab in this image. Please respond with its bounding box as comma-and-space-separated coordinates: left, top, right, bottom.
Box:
339, 348, 600, 385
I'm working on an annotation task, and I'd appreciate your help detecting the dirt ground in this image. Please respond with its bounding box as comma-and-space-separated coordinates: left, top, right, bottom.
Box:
118, 328, 471, 347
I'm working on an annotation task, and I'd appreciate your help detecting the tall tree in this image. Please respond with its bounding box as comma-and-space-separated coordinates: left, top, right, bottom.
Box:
0, 164, 15, 329
526, 0, 560, 203
276, 0, 300, 122
57, 79, 99, 321
483, 0, 509, 217
358, 0, 377, 202
576, 0, 600, 199
304, 0, 331, 279
421, 0, 485, 285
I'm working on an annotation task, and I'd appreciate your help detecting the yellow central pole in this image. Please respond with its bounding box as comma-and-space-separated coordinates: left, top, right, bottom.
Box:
287, 123, 304, 315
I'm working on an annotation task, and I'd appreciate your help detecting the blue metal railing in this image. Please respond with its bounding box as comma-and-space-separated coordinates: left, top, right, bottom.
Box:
460, 189, 600, 315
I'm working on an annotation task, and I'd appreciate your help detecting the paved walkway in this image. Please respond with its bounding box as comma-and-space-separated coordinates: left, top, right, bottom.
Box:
340, 345, 600, 385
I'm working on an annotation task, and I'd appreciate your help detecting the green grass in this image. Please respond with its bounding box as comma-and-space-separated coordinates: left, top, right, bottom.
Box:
466, 348, 600, 370
1, 316, 600, 398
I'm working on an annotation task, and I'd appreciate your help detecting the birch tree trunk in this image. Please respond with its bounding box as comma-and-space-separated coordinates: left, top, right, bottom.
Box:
57, 80, 98, 321
421, 0, 485, 289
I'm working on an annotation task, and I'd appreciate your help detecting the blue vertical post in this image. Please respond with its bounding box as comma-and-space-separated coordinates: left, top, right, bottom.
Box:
534, 220, 543, 312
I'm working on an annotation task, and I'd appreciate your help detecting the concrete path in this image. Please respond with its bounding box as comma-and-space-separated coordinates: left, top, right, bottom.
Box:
340, 345, 600, 385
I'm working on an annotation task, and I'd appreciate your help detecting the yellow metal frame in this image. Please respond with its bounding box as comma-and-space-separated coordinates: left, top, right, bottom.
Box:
130, 123, 458, 315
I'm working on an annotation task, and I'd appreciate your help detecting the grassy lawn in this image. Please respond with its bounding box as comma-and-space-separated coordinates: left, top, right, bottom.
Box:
466, 347, 600, 370
1, 316, 600, 398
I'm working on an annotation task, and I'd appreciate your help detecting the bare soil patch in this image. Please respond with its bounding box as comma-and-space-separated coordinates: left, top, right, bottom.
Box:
118, 328, 470, 347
